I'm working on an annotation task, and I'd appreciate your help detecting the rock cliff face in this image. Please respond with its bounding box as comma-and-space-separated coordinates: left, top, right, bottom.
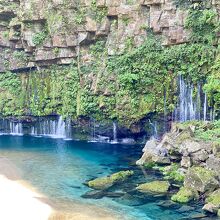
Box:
0, 0, 219, 72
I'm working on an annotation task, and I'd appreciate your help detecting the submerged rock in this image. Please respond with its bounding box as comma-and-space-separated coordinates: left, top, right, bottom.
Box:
87, 170, 134, 190
171, 187, 198, 203
177, 205, 195, 213
157, 200, 178, 209
184, 167, 219, 193
81, 190, 105, 199
136, 181, 170, 194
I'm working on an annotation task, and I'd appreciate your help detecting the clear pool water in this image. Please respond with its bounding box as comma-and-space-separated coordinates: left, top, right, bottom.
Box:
0, 135, 217, 220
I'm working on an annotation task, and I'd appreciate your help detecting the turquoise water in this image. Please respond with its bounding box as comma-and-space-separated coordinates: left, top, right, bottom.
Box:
0, 135, 217, 220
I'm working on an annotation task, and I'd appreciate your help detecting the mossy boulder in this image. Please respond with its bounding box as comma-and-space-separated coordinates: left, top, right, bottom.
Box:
212, 142, 220, 155
136, 181, 170, 194
87, 170, 134, 190
171, 187, 198, 203
203, 189, 220, 214
184, 166, 219, 193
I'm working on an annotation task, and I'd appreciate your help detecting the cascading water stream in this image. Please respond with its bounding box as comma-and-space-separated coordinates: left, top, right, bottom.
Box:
55, 116, 66, 138
10, 122, 23, 136
174, 76, 208, 122
149, 120, 158, 139
30, 117, 69, 139
204, 93, 207, 121
111, 122, 118, 144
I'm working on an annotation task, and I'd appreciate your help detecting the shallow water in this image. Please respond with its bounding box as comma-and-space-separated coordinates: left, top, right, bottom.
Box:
0, 135, 218, 220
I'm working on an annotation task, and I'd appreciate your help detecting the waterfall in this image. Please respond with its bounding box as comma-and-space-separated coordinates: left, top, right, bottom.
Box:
10, 122, 23, 135
112, 122, 118, 143
203, 93, 207, 121
30, 117, 70, 139
65, 117, 72, 140
55, 116, 66, 138
91, 118, 96, 141
149, 120, 158, 139
174, 76, 208, 122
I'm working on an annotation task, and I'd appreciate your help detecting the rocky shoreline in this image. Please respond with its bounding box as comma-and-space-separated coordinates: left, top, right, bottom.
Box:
136, 121, 220, 217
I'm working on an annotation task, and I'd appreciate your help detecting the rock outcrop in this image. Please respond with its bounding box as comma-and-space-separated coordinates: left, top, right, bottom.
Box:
0, 0, 219, 72
136, 180, 170, 194
87, 170, 133, 190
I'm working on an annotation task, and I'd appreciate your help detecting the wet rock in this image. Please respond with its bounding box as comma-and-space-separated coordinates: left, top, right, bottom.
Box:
171, 187, 198, 203
87, 170, 134, 190
136, 181, 170, 194
184, 167, 219, 193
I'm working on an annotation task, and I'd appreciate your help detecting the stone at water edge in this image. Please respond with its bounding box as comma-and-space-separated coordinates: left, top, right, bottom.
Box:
203, 188, 220, 214
142, 138, 159, 152
87, 170, 134, 190
184, 166, 219, 193
136, 181, 170, 194
171, 187, 199, 203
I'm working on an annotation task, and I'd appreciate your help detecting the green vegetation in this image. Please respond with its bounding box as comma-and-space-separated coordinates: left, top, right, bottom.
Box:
192, 121, 220, 144
91, 0, 108, 22
159, 164, 185, 182
206, 189, 220, 206
32, 30, 48, 46
0, 2, 219, 126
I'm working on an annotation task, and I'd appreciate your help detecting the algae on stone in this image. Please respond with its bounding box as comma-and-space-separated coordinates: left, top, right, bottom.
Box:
136, 181, 170, 194
171, 187, 198, 203
203, 190, 220, 215
206, 189, 220, 207
87, 170, 134, 190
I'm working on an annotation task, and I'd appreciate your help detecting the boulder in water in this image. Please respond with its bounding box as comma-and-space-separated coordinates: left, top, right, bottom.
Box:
136, 181, 170, 194
87, 170, 134, 190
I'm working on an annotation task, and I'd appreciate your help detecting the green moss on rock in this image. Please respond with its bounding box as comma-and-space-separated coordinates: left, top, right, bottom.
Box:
171, 187, 198, 203
206, 189, 220, 206
160, 164, 185, 182
87, 170, 134, 190
136, 181, 170, 194
184, 166, 218, 193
